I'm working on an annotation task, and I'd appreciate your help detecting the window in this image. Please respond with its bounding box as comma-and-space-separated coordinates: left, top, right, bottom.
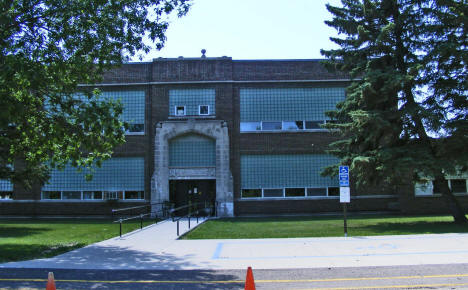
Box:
169, 89, 215, 116
83, 191, 103, 200
0, 192, 12, 200
432, 180, 463, 194
240, 88, 346, 126
263, 188, 284, 197
42, 191, 61, 199
81, 91, 146, 136
242, 189, 261, 198
262, 122, 282, 131
415, 181, 433, 196
285, 188, 305, 197
241, 154, 340, 199
127, 124, 144, 133
450, 179, 467, 193
62, 191, 81, 200
40, 190, 143, 201
283, 121, 304, 130
199, 105, 209, 115
42, 157, 145, 198
104, 191, 119, 200
169, 134, 216, 167
240, 122, 261, 131
240, 187, 341, 199
125, 191, 144, 200
328, 187, 340, 196
307, 188, 327, 196
175, 106, 186, 116
415, 179, 467, 196
305, 121, 324, 129
240, 120, 328, 132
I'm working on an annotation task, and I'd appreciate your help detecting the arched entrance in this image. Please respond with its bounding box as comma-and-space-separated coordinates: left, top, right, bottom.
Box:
151, 120, 233, 217
168, 133, 216, 213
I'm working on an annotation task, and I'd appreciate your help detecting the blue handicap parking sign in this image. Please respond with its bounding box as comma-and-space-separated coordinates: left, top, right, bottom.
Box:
339, 166, 349, 174
339, 166, 349, 186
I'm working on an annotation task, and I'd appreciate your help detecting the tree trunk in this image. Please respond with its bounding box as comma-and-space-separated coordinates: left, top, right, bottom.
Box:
434, 173, 468, 224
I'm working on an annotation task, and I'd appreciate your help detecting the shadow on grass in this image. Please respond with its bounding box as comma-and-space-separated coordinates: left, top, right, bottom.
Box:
356, 221, 468, 235
0, 226, 51, 238
0, 243, 86, 263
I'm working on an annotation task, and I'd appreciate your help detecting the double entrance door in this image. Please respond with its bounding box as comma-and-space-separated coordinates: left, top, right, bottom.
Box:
169, 179, 216, 216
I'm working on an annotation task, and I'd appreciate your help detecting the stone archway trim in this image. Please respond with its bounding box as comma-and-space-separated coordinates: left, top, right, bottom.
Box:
151, 120, 233, 217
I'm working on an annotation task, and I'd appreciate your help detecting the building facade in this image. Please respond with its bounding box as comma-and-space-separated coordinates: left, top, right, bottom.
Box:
1, 56, 467, 216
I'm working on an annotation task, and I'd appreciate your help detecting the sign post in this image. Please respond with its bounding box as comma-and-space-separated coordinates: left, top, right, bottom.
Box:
339, 166, 350, 237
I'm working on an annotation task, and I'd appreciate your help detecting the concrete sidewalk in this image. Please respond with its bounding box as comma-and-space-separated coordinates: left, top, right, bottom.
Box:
1, 218, 468, 270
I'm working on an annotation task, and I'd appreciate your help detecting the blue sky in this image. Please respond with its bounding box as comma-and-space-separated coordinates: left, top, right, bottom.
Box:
142, 0, 342, 60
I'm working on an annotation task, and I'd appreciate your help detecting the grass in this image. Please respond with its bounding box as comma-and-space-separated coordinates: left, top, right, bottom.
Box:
183, 215, 468, 239
3, 215, 467, 262
0, 219, 156, 263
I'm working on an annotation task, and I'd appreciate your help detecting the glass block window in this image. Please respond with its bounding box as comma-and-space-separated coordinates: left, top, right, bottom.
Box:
241, 154, 339, 189
169, 89, 215, 116
42, 157, 144, 192
0, 179, 13, 192
102, 91, 145, 133
76, 91, 145, 133
240, 88, 345, 122
169, 134, 216, 167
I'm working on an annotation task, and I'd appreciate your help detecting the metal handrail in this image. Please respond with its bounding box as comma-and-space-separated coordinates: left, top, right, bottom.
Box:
169, 201, 216, 236
112, 200, 216, 237
170, 201, 207, 221
111, 205, 149, 214
112, 201, 173, 237
111, 202, 168, 214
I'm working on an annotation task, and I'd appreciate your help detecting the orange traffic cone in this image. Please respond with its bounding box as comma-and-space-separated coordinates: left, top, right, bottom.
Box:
245, 266, 255, 290
46, 272, 56, 290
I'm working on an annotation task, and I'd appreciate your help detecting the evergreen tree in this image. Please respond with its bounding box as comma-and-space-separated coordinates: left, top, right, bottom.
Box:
321, 0, 467, 223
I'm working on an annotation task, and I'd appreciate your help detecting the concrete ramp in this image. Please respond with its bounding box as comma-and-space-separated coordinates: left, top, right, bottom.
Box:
0, 217, 209, 270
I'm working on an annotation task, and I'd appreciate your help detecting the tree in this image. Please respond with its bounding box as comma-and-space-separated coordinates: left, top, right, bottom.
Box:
0, 0, 191, 187
321, 0, 468, 223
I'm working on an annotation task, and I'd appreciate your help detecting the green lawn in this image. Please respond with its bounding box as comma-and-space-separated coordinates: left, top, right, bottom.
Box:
183, 215, 468, 239
0, 219, 156, 263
